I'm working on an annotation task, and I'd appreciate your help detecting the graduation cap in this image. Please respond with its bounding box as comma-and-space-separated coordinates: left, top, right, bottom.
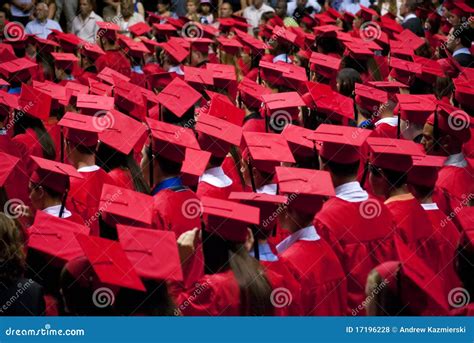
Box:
426, 101, 471, 143
50, 52, 78, 71
258, 60, 289, 87
366, 137, 423, 173
31, 36, 60, 54
408, 155, 446, 188
156, 77, 201, 118
128, 22, 152, 37
453, 77, 474, 110
412, 55, 445, 84
0, 89, 19, 117
355, 83, 388, 112
393, 29, 425, 51
28, 211, 90, 265
80, 42, 106, 60
356, 5, 378, 21
32, 81, 68, 109
367, 80, 408, 96
96, 21, 120, 41
0, 152, 19, 187
343, 40, 374, 60
0, 57, 37, 83
30, 156, 83, 194
97, 67, 131, 86
113, 80, 147, 121
181, 148, 211, 187
18, 83, 52, 120
389, 40, 415, 60
207, 94, 245, 127
395, 94, 437, 126
186, 37, 213, 54
201, 196, 260, 243
275, 167, 335, 215
261, 92, 305, 120
183, 66, 214, 91
54, 32, 85, 53
196, 113, 242, 158
314, 124, 372, 164
306, 82, 355, 122
389, 57, 422, 85
217, 36, 243, 55
310, 52, 341, 79
76, 93, 115, 115
118, 35, 150, 58
160, 41, 189, 64
238, 77, 272, 110
0, 43, 17, 63
75, 233, 146, 291
207, 63, 237, 89
117, 225, 183, 282
281, 124, 318, 160
58, 112, 104, 147
313, 24, 342, 38
88, 78, 113, 97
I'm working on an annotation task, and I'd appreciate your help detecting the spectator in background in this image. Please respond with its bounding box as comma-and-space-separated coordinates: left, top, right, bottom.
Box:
157, 0, 177, 19
25, 2, 62, 39
0, 9, 8, 35
218, 1, 233, 18
117, 0, 145, 34
287, 0, 321, 19
274, 0, 298, 26
400, 0, 424, 37
171, 0, 187, 17
218, 0, 246, 13
339, 0, 371, 15
186, 0, 199, 21
199, 0, 214, 24
44, 0, 56, 19
72, 0, 103, 43
243, 0, 274, 32
9, 0, 34, 26
55, 0, 78, 32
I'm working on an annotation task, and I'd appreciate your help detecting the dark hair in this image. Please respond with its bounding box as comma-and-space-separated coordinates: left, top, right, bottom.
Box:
316, 36, 343, 55
452, 25, 473, 48
341, 56, 382, 81
209, 154, 226, 168
456, 241, 474, 296
96, 143, 150, 194
404, 0, 418, 12
434, 77, 453, 100
13, 112, 56, 160
146, 145, 183, 176
261, 11, 275, 22
377, 167, 408, 190
201, 230, 274, 315
68, 140, 96, 155
0, 213, 25, 284
337, 68, 362, 97
409, 78, 434, 95
320, 156, 360, 178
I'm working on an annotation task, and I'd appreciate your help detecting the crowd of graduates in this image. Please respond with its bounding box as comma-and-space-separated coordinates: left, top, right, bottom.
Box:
0, 0, 473, 317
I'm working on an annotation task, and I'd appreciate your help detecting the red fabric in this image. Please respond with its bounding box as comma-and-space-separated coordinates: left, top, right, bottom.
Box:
108, 168, 134, 190
451, 303, 474, 316
44, 295, 59, 316
463, 129, 474, 158
196, 181, 233, 200
95, 50, 132, 77
314, 196, 399, 315
44, 118, 61, 162
279, 239, 347, 315
12, 128, 45, 174
66, 168, 116, 236
221, 156, 244, 192
436, 165, 474, 211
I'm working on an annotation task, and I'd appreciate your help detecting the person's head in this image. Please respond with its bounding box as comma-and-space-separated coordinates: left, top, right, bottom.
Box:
0, 213, 25, 284
369, 165, 408, 198
65, 140, 97, 168
296, 0, 308, 9
190, 49, 208, 66
28, 180, 64, 211
187, 0, 198, 14
336, 68, 362, 97
447, 25, 473, 53
200, 0, 212, 14
120, 0, 135, 19
35, 2, 49, 22
319, 156, 360, 186
219, 2, 232, 18
400, 0, 417, 17
157, 0, 171, 14
275, 0, 287, 18
253, 0, 264, 10
140, 145, 182, 187
421, 115, 468, 157
400, 119, 424, 142
79, 0, 95, 17
0, 9, 7, 27
13, 113, 56, 161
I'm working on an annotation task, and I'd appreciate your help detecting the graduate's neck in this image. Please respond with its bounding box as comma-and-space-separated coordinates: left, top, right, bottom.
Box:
42, 196, 62, 210
387, 184, 410, 199
74, 155, 96, 169
331, 174, 357, 188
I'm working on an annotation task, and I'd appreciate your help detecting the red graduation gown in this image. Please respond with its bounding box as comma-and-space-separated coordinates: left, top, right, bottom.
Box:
196, 181, 233, 199
385, 194, 446, 274
451, 304, 474, 316
435, 165, 474, 211
314, 195, 399, 315
221, 156, 244, 192
108, 168, 134, 190
279, 239, 347, 316
152, 188, 204, 288
66, 167, 115, 236
95, 50, 132, 77
12, 128, 45, 174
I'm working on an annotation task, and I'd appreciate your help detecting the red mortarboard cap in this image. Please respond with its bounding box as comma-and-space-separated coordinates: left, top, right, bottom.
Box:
310, 52, 341, 79
275, 167, 335, 215
75, 234, 146, 291
31, 37, 60, 54
389, 57, 422, 85
393, 29, 425, 51
228, 192, 288, 231
395, 94, 437, 125
313, 24, 342, 38
389, 40, 415, 60
0, 44, 16, 63
139, 36, 161, 52
314, 13, 336, 26
238, 77, 272, 110
97, 67, 131, 86
146, 117, 200, 162
196, 113, 242, 157
181, 148, 211, 186
271, 26, 297, 45
100, 184, 153, 227
30, 156, 83, 193
207, 95, 245, 127
152, 23, 177, 37
80, 42, 106, 60
118, 34, 150, 57
282, 124, 318, 159
0, 91, 18, 117
242, 132, 295, 174
235, 29, 268, 55
412, 55, 445, 84
367, 137, 422, 172
451, 2, 474, 17
408, 155, 446, 188
88, 78, 113, 97
113, 80, 147, 121
357, 5, 378, 21
32, 81, 67, 109
96, 21, 120, 40
164, 17, 186, 30
54, 32, 84, 53
326, 7, 344, 20
281, 63, 307, 92
261, 92, 305, 120
117, 225, 183, 282
314, 124, 372, 164
426, 102, 471, 143
217, 36, 243, 55
343, 41, 374, 60
183, 66, 214, 91
128, 22, 152, 37
63, 81, 89, 105
76, 93, 114, 115
187, 37, 213, 53
156, 77, 201, 118
99, 110, 147, 155
453, 78, 474, 110
28, 211, 90, 264
0, 152, 19, 187
0, 57, 37, 83
18, 83, 52, 120
367, 80, 408, 94
50, 52, 78, 71
202, 196, 260, 242
306, 81, 355, 121
58, 112, 104, 147
207, 63, 237, 89
200, 24, 219, 39
160, 41, 189, 64
355, 83, 389, 112
147, 72, 176, 91
343, 11, 356, 24
259, 60, 289, 87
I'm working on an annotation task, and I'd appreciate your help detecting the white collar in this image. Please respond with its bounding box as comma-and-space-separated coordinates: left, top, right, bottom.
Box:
168, 65, 184, 75
77, 165, 100, 172
421, 203, 439, 211
444, 153, 467, 168
199, 166, 233, 188
453, 48, 471, 57
375, 116, 398, 127
335, 181, 369, 202
43, 205, 72, 218
276, 225, 320, 254
249, 242, 279, 261
403, 13, 417, 23
256, 183, 277, 195
272, 54, 290, 64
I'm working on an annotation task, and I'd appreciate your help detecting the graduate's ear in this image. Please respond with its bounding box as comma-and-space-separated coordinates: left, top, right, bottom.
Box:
439, 134, 451, 153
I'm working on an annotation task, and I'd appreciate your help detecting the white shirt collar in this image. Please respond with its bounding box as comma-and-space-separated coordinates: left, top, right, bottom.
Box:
375, 116, 398, 127
249, 242, 279, 261
403, 13, 417, 23
272, 54, 291, 64
335, 181, 369, 202
453, 47, 471, 57
421, 203, 439, 211
199, 166, 233, 188
169, 65, 184, 75
43, 205, 72, 218
276, 225, 320, 254
256, 183, 277, 195
444, 152, 467, 168
77, 165, 100, 172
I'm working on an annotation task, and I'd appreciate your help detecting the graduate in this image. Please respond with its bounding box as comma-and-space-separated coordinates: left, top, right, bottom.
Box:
95, 22, 132, 76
